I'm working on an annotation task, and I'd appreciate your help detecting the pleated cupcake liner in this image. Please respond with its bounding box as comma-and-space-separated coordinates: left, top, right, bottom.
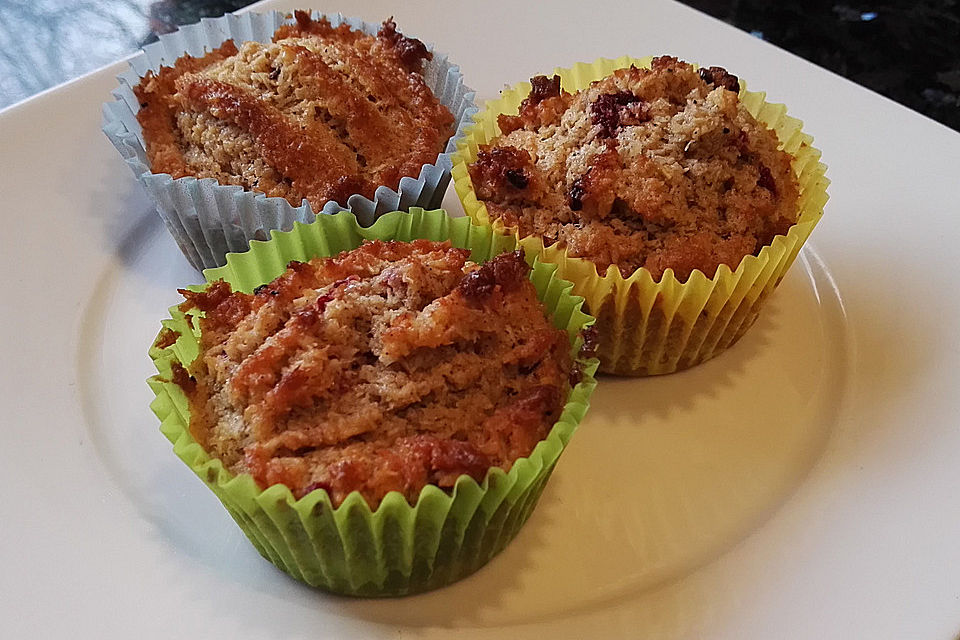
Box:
103, 10, 478, 271
147, 207, 598, 596
452, 55, 829, 376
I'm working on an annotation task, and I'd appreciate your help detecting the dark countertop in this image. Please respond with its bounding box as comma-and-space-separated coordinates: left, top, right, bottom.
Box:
1, 0, 957, 132
683, 0, 960, 132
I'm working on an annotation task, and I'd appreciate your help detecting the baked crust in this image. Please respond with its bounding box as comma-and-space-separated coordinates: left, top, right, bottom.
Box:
176, 241, 575, 508
469, 57, 799, 281
135, 12, 454, 209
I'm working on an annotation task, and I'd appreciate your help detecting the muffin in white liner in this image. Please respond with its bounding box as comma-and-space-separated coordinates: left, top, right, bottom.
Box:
102, 10, 477, 271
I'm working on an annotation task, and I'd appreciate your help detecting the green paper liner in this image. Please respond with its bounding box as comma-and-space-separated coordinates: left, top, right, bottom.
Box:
451, 56, 830, 375
148, 208, 598, 596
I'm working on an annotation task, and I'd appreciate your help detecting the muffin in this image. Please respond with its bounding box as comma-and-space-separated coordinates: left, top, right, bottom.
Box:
453, 56, 828, 375
149, 208, 598, 595
470, 57, 798, 281
178, 241, 576, 508
103, 11, 477, 270
136, 12, 453, 211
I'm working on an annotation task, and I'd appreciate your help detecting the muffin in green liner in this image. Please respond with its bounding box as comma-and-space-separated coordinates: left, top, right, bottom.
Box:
148, 207, 598, 596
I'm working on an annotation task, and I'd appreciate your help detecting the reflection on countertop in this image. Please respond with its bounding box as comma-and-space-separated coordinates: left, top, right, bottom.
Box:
0, 0, 249, 108
0, 0, 957, 132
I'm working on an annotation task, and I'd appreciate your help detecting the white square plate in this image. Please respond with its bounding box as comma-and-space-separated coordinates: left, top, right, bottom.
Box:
3, 0, 959, 637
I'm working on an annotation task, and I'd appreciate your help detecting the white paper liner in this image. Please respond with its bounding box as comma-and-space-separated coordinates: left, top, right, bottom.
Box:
102, 10, 478, 271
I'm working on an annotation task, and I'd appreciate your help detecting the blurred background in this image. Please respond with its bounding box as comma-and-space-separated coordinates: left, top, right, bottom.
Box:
0, 0, 957, 131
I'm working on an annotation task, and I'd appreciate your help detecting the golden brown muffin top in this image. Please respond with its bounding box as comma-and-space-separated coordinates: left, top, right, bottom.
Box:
469, 56, 800, 282
135, 12, 454, 209
175, 240, 577, 508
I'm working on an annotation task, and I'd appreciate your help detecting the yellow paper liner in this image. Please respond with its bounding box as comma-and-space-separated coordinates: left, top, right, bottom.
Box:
452, 56, 829, 375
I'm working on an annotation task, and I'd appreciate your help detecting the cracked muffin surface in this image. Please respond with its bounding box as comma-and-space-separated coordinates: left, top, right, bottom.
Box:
469, 56, 799, 282
135, 11, 454, 209
175, 240, 576, 508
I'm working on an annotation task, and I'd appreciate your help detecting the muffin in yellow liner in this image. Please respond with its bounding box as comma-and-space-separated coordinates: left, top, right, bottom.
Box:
452, 56, 829, 375
148, 207, 598, 596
